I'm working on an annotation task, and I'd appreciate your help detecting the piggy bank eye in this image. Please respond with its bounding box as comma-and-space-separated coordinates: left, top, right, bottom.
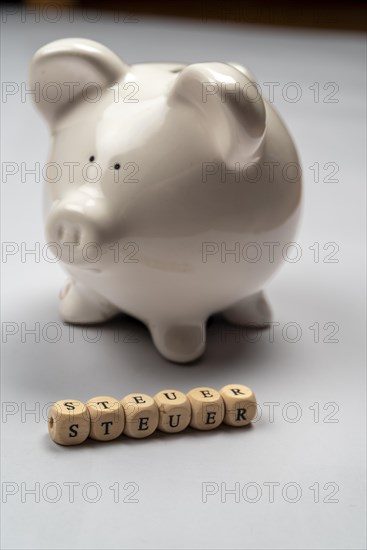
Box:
114, 163, 121, 170
89, 155, 95, 162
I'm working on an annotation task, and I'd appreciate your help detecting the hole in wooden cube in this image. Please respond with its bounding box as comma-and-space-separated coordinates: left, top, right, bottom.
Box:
121, 393, 159, 438
220, 384, 257, 426
48, 400, 90, 445
154, 389, 191, 433
86, 396, 125, 441
187, 387, 224, 430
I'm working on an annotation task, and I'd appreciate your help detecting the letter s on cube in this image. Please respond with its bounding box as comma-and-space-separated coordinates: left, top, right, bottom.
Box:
48, 400, 90, 445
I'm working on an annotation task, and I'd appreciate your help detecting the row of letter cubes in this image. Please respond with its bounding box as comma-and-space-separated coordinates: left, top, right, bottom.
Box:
48, 384, 257, 445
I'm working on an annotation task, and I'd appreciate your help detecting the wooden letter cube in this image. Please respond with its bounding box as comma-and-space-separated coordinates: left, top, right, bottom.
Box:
48, 400, 90, 445
154, 389, 191, 433
220, 384, 257, 426
86, 396, 125, 441
121, 393, 159, 438
187, 387, 224, 430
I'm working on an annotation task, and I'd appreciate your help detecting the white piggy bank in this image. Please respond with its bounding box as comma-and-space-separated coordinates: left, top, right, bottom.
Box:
30, 38, 302, 363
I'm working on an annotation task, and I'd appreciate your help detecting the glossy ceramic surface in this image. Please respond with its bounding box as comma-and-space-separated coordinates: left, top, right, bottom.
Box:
29, 38, 302, 363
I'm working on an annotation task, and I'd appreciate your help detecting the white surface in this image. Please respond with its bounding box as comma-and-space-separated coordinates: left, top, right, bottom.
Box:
1, 10, 366, 550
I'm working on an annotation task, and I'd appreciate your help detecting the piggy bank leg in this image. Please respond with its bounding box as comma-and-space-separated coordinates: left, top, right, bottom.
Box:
59, 278, 120, 324
221, 291, 272, 327
149, 322, 206, 363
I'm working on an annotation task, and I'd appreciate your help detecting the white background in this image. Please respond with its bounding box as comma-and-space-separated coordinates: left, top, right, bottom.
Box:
1, 7, 366, 550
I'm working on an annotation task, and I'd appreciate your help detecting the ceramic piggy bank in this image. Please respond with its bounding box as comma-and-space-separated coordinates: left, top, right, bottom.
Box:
30, 38, 301, 363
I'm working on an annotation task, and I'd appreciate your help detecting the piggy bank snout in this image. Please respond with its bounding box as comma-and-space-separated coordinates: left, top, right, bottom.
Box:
46, 193, 108, 266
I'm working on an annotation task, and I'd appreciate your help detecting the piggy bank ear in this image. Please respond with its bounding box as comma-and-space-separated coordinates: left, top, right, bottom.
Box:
29, 38, 128, 128
227, 62, 257, 84
169, 62, 265, 162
